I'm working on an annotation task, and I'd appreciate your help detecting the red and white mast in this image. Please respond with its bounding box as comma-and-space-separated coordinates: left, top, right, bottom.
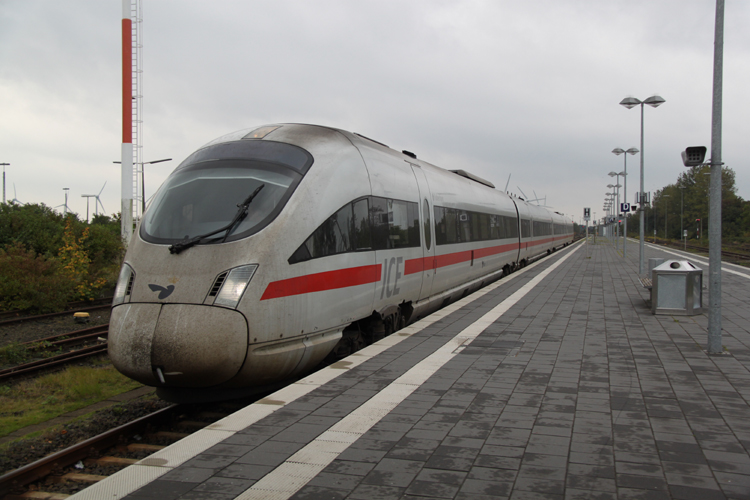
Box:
121, 0, 133, 242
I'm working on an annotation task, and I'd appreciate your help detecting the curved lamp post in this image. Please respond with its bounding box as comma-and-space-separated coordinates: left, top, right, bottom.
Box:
619, 95, 665, 274
612, 148, 639, 259
607, 181, 622, 249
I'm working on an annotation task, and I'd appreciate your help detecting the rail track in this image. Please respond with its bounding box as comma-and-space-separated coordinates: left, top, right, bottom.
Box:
659, 240, 750, 263
0, 300, 112, 327
0, 400, 255, 499
0, 325, 109, 383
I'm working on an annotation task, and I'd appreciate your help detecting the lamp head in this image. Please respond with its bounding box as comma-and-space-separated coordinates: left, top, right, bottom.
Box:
626, 147, 639, 155
619, 97, 641, 109
612, 148, 625, 155
644, 95, 665, 108
609, 172, 617, 177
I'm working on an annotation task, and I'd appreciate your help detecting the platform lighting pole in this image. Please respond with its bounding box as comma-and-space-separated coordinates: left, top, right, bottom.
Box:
679, 186, 686, 249
608, 180, 623, 251
612, 148, 638, 260
606, 193, 615, 240
1, 163, 8, 204
619, 95, 665, 275
707, 0, 725, 354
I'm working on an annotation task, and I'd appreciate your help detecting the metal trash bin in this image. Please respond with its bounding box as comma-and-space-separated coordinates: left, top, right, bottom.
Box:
651, 260, 703, 315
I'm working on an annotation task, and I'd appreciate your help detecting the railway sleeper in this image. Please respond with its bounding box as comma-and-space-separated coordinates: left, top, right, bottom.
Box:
85, 456, 138, 467
6, 491, 72, 499
47, 472, 107, 485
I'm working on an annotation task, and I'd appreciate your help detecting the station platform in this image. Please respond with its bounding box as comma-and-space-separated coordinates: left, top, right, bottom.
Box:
72, 238, 750, 500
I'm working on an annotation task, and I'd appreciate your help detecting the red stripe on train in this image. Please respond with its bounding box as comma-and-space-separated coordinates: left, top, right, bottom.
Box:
261, 264, 382, 300
261, 235, 572, 299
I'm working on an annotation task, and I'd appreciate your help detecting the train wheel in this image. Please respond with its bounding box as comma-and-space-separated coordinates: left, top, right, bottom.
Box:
384, 314, 395, 336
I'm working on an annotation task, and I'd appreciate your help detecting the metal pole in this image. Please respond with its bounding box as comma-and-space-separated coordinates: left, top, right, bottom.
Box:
1, 163, 7, 204
680, 186, 685, 249
707, 0, 724, 354
639, 103, 645, 274
121, 0, 134, 243
623, 156, 628, 259
616, 180, 620, 253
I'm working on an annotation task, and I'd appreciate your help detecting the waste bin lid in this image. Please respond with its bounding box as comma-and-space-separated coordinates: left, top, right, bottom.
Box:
653, 260, 701, 272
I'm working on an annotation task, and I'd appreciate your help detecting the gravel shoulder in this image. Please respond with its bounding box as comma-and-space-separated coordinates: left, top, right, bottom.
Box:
0, 309, 111, 347
0, 387, 170, 475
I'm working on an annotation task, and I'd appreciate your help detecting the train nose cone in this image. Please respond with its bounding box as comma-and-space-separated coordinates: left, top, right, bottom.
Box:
109, 304, 248, 388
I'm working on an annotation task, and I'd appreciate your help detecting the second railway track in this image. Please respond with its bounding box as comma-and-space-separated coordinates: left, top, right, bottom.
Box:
0, 325, 109, 383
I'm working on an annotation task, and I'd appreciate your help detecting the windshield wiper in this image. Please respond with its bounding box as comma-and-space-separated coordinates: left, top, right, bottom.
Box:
168, 184, 265, 255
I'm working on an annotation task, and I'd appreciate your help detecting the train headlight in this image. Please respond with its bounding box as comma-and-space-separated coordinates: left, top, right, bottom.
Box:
213, 265, 258, 308
113, 263, 135, 306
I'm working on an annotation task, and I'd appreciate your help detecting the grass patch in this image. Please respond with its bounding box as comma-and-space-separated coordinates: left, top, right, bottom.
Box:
0, 363, 142, 438
0, 342, 30, 365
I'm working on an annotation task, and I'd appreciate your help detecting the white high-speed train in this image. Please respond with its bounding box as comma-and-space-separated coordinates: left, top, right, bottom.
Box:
109, 124, 574, 402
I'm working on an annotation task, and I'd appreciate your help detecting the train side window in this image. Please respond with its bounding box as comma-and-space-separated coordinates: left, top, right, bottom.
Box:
458, 211, 471, 242
423, 199, 431, 250
389, 199, 418, 248
521, 219, 531, 238
434, 206, 446, 245
370, 197, 389, 250
352, 198, 371, 250
289, 200, 359, 264
506, 216, 519, 238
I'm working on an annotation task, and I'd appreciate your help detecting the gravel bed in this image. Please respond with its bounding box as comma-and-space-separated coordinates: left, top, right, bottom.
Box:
0, 397, 171, 476
0, 310, 111, 348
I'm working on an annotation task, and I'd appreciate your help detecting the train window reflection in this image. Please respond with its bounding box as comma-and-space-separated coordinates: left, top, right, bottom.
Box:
434, 206, 520, 245
289, 196, 419, 264
142, 161, 300, 244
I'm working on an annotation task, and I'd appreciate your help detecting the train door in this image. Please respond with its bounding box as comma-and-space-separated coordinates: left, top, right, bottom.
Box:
409, 164, 435, 300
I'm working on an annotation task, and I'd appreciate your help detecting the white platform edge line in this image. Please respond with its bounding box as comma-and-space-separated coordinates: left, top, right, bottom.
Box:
233, 245, 581, 500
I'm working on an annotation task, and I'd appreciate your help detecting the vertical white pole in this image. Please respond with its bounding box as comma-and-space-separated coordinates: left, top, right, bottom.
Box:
707, 0, 724, 354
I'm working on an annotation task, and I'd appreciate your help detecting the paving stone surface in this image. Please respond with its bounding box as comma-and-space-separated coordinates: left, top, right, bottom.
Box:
119, 240, 750, 500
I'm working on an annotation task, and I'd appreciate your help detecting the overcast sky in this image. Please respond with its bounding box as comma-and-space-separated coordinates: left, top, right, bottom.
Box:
1, 1, 748, 226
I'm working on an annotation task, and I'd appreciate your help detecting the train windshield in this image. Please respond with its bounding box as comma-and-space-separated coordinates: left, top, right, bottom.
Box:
141, 160, 301, 245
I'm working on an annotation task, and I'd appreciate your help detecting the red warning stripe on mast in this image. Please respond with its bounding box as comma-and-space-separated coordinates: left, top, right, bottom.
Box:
122, 13, 132, 144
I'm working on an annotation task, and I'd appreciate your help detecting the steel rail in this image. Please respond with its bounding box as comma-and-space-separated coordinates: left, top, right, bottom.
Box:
0, 405, 178, 498
0, 343, 108, 382
0, 304, 111, 327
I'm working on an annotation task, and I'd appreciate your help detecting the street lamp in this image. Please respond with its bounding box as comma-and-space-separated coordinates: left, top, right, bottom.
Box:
1, 163, 8, 204
679, 185, 686, 250
608, 180, 622, 251
612, 148, 638, 260
620, 94, 665, 274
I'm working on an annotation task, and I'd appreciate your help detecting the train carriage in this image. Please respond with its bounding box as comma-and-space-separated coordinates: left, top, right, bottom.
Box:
108, 123, 574, 402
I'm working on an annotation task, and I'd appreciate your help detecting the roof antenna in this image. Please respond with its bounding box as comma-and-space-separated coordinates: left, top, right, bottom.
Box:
504, 174, 511, 192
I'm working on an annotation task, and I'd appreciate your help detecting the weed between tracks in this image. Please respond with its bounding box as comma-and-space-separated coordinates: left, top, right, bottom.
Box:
0, 360, 141, 438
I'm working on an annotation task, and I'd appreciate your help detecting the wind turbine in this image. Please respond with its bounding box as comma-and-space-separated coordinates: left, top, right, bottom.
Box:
94, 182, 107, 216
10, 184, 24, 205
55, 188, 72, 216
81, 183, 107, 223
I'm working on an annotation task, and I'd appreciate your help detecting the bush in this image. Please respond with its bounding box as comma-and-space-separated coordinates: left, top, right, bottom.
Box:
0, 242, 71, 313
0, 203, 67, 257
